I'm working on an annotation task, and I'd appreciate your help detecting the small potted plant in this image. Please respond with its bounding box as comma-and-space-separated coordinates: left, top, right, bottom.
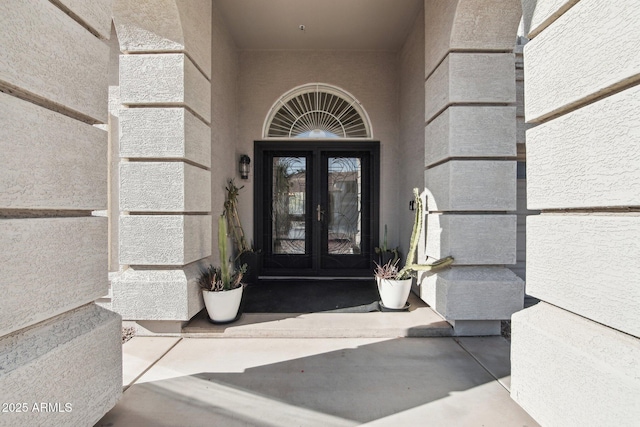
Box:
224, 179, 260, 285
199, 214, 247, 323
374, 188, 454, 309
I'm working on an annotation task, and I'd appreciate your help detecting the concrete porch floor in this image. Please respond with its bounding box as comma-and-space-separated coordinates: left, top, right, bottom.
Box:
97, 295, 538, 426
182, 293, 454, 338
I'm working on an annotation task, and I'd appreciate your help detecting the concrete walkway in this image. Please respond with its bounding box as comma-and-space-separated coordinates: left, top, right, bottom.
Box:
96, 302, 539, 426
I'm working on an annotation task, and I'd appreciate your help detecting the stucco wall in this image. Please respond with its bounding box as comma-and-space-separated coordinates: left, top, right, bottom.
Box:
210, 1, 240, 260
0, 0, 121, 425
106, 23, 121, 279
511, 0, 640, 424
237, 50, 400, 246
398, 6, 426, 255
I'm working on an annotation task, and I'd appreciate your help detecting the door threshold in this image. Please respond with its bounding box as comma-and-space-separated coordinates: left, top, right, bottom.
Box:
258, 276, 373, 281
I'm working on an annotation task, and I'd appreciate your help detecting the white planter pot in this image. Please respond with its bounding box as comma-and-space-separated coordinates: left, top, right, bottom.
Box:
202, 286, 243, 323
377, 277, 412, 309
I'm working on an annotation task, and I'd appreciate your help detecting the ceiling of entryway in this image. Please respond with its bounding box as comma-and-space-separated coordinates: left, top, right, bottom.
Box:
213, 0, 423, 51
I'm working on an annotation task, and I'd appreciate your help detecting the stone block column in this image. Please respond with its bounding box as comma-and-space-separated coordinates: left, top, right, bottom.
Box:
112, 1, 213, 334
0, 0, 121, 425
511, 0, 640, 424
420, 1, 525, 336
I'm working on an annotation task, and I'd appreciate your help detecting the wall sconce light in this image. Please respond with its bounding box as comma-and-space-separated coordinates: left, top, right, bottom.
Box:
239, 155, 251, 180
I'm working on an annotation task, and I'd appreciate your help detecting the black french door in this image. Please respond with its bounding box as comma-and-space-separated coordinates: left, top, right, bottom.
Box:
255, 141, 379, 277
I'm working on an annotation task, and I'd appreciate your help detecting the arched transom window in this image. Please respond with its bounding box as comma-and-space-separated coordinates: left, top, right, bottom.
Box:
263, 83, 372, 139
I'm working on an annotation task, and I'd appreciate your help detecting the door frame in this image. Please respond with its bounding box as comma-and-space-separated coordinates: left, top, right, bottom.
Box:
254, 140, 380, 278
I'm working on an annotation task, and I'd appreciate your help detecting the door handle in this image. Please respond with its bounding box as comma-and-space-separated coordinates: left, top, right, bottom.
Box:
316, 204, 324, 222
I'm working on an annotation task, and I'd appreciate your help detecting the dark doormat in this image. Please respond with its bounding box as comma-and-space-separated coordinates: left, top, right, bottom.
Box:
242, 279, 380, 313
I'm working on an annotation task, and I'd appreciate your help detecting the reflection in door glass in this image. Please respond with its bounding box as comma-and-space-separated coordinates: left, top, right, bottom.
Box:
272, 157, 306, 254
328, 157, 361, 254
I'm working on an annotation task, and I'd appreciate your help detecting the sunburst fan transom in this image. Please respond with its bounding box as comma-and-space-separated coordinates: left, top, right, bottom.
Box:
264, 84, 372, 139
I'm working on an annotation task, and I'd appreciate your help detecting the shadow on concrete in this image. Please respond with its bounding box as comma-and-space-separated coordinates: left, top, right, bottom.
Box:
182, 293, 452, 337
96, 337, 536, 426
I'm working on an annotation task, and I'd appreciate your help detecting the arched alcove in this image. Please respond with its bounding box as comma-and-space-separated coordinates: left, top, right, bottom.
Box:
263, 83, 373, 139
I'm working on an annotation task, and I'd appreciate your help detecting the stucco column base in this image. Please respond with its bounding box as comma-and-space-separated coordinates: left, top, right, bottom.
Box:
0, 304, 122, 427
450, 320, 501, 336
112, 259, 210, 322
511, 302, 640, 426
419, 266, 524, 336
123, 320, 188, 337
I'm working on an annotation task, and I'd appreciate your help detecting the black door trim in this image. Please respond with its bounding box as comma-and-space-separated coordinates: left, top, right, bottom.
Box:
254, 140, 380, 278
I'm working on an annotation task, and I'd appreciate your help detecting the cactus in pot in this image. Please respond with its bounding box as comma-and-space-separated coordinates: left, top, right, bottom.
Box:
374, 188, 453, 308
198, 214, 247, 323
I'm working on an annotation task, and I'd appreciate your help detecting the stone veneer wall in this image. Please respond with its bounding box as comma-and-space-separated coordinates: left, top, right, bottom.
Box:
0, 1, 121, 425
511, 0, 640, 424
111, 0, 214, 334
420, 0, 525, 335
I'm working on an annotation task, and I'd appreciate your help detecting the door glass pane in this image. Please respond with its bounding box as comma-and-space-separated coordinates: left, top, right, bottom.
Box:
328, 157, 361, 254
272, 156, 306, 254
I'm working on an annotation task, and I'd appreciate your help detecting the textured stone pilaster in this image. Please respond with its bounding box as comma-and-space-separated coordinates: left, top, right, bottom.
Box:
120, 162, 211, 212
119, 215, 211, 265
119, 107, 211, 168
421, 267, 524, 322
0, 93, 107, 210
113, 263, 206, 321
0, 0, 109, 122
513, 1, 640, 425
0, 305, 122, 427
113, 1, 212, 328
0, 1, 119, 424
524, 0, 639, 123
511, 303, 640, 426
120, 53, 211, 122
0, 218, 107, 337
425, 106, 516, 166
423, 40, 522, 334
527, 85, 640, 209
425, 214, 517, 265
